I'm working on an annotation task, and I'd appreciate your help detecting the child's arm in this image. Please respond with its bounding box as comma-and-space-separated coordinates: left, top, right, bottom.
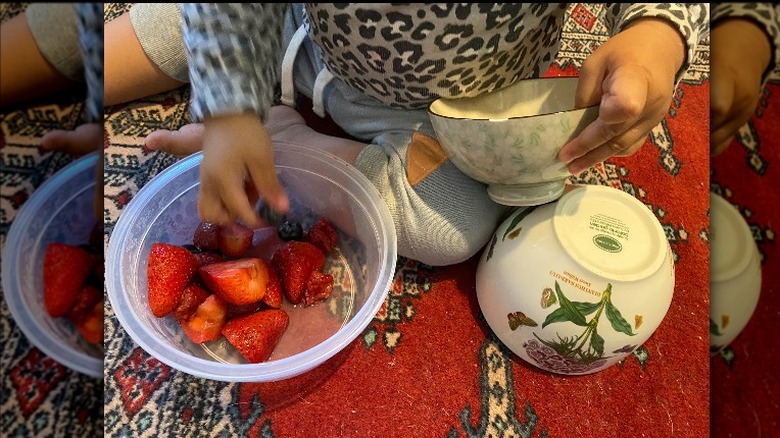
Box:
180, 3, 289, 227
559, 3, 709, 174
710, 3, 779, 156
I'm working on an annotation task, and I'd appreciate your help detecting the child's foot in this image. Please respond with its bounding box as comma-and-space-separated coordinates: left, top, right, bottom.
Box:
144, 105, 366, 164
144, 123, 205, 157
142, 106, 308, 157
41, 123, 102, 157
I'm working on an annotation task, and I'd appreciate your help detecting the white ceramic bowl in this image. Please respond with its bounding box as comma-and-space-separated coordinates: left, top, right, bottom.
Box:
709, 192, 761, 353
2, 152, 102, 378
476, 184, 675, 375
106, 144, 397, 382
428, 77, 599, 207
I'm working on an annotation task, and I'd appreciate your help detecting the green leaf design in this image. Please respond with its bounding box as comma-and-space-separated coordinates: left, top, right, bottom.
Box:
591, 327, 605, 356
553, 281, 587, 327
542, 306, 572, 328
605, 299, 635, 336
508, 311, 538, 330
501, 205, 540, 241
573, 301, 600, 317
710, 318, 722, 336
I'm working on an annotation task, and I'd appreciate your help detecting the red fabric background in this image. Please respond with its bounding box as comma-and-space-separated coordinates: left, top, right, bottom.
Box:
710, 83, 780, 438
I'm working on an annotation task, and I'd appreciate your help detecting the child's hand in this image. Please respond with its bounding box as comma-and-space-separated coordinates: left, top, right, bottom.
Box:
710, 18, 772, 156
559, 18, 686, 174
198, 113, 289, 228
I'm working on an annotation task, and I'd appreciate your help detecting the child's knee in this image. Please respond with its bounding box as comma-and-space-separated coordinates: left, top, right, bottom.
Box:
355, 132, 508, 266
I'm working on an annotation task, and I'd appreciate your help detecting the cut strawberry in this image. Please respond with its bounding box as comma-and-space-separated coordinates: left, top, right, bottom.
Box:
172, 284, 211, 322
76, 299, 103, 345
180, 294, 228, 344
199, 258, 270, 306
147, 242, 199, 318
271, 241, 325, 305
43, 243, 96, 317
193, 222, 221, 251
304, 271, 334, 307
221, 309, 289, 363
218, 222, 254, 258
261, 266, 283, 309
304, 217, 339, 254
67, 285, 103, 324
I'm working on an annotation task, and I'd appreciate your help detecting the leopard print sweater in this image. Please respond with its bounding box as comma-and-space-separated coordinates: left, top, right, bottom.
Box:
180, 3, 709, 121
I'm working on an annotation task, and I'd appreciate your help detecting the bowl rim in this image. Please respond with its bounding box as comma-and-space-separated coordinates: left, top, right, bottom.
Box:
709, 192, 757, 283
106, 144, 398, 382
427, 76, 599, 121
1, 151, 103, 379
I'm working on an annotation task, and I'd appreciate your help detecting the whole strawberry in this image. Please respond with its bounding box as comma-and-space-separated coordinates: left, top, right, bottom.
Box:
271, 241, 325, 305
222, 309, 289, 363
147, 242, 199, 317
44, 243, 96, 317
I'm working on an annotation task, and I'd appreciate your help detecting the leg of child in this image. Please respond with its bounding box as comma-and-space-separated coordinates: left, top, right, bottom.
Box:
0, 5, 79, 108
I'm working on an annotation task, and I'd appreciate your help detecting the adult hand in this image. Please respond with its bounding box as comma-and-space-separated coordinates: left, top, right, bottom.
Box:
710, 18, 772, 156
559, 18, 686, 174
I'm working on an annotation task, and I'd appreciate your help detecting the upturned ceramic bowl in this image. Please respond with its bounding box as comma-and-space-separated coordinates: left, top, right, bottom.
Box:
476, 184, 675, 375
428, 77, 599, 207
709, 192, 761, 354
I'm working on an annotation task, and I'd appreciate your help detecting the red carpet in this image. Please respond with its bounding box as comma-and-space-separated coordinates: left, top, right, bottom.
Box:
710, 82, 780, 438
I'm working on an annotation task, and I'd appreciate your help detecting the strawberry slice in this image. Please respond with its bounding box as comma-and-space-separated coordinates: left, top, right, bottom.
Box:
261, 266, 283, 309
304, 271, 334, 307
218, 223, 254, 258
67, 285, 103, 324
44, 243, 96, 317
76, 299, 103, 345
180, 294, 228, 344
199, 258, 270, 306
147, 242, 199, 317
271, 241, 325, 305
221, 309, 289, 363
304, 217, 339, 254
172, 284, 211, 322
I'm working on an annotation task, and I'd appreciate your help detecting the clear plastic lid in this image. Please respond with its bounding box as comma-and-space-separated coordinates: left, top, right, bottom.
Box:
553, 185, 669, 282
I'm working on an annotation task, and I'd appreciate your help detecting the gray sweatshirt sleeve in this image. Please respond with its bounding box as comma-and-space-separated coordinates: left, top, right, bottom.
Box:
25, 3, 82, 81
712, 3, 780, 84
602, 3, 710, 85
129, 3, 189, 83
179, 3, 287, 122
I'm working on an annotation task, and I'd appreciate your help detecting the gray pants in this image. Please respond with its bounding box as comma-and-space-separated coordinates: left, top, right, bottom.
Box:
128, 3, 509, 266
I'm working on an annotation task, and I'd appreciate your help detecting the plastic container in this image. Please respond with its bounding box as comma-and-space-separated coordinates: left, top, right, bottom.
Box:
2, 152, 102, 378
106, 144, 397, 382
